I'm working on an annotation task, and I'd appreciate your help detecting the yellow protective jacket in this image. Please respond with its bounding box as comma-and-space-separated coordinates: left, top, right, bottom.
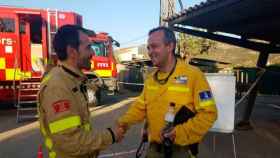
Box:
38, 63, 113, 158
118, 59, 217, 145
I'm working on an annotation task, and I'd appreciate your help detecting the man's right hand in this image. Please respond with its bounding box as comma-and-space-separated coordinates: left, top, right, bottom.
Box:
113, 124, 127, 142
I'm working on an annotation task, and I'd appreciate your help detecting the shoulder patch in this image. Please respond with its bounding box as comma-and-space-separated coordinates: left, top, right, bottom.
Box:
198, 90, 215, 107
199, 91, 212, 101
52, 100, 71, 114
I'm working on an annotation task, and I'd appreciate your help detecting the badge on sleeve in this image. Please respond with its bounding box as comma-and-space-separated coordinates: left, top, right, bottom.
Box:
52, 100, 71, 113
199, 91, 212, 100
199, 90, 215, 107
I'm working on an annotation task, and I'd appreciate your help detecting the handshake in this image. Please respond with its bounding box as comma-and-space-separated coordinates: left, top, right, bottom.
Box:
111, 123, 176, 144
111, 123, 128, 143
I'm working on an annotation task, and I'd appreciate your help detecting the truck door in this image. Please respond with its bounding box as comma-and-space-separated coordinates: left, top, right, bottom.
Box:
0, 13, 20, 81
18, 16, 31, 74
18, 14, 44, 77
29, 15, 44, 75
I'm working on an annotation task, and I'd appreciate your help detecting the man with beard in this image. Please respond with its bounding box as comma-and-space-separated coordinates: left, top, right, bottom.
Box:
38, 25, 124, 158
117, 26, 217, 158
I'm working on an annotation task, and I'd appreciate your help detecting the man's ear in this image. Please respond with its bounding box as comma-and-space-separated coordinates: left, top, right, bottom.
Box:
167, 42, 175, 52
66, 45, 78, 59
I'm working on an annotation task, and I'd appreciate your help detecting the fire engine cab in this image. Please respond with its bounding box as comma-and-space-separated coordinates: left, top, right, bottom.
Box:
89, 32, 119, 98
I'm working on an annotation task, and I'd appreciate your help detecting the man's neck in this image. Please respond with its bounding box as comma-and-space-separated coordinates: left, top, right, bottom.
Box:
61, 61, 83, 76
158, 56, 176, 73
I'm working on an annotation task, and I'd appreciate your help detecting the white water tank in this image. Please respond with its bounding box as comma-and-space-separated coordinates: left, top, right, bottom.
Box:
206, 73, 236, 133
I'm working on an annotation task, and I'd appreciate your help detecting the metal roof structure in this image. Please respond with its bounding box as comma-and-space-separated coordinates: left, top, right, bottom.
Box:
167, 0, 280, 53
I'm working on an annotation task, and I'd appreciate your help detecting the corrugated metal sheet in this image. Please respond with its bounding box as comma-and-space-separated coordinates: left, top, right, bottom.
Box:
167, 0, 280, 43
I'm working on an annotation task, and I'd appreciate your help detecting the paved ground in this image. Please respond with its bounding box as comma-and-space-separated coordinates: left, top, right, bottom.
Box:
0, 92, 279, 158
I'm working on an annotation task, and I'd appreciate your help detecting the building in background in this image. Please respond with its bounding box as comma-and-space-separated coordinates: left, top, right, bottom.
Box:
114, 44, 149, 63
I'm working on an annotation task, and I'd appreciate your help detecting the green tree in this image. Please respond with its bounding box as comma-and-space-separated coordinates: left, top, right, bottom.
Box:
176, 33, 216, 60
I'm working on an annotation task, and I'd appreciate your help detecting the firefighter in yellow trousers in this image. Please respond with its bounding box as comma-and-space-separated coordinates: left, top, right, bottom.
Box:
117, 27, 218, 158
38, 25, 124, 158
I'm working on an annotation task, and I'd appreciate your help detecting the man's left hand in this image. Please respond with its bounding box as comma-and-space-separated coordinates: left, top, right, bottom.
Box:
160, 128, 176, 143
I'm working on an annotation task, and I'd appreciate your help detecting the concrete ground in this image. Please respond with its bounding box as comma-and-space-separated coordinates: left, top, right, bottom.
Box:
0, 94, 279, 158
199, 95, 280, 158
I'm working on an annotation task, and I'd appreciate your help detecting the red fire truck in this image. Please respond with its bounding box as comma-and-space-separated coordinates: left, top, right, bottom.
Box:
0, 6, 104, 108
88, 32, 119, 100
0, 6, 119, 108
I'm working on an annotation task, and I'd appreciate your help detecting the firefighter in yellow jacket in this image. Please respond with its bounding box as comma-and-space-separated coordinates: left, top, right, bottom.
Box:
118, 27, 218, 158
38, 25, 124, 158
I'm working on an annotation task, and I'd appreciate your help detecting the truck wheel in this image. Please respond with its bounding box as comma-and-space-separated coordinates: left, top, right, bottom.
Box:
113, 82, 120, 95
95, 88, 102, 106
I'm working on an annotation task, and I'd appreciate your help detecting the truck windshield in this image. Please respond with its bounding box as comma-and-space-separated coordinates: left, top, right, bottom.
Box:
91, 42, 107, 57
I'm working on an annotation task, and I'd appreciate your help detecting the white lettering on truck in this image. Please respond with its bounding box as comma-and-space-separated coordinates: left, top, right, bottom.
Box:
0, 38, 13, 45
0, 38, 14, 53
97, 63, 109, 68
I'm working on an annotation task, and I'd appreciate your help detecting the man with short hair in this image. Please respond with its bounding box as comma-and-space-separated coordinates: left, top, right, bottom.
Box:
38, 25, 124, 158
117, 26, 217, 158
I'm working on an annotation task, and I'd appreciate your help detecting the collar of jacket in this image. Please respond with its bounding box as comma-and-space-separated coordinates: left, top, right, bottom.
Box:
59, 62, 87, 82
153, 58, 177, 85
147, 58, 187, 82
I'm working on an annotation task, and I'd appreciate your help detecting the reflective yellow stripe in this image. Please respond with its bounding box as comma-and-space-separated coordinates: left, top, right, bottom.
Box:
0, 58, 5, 69
95, 69, 112, 77
168, 86, 190, 93
49, 116, 81, 134
40, 122, 56, 158
41, 74, 51, 84
83, 123, 91, 131
40, 126, 47, 136
6, 68, 21, 80
41, 125, 53, 149
199, 99, 215, 107
22, 72, 31, 78
49, 151, 56, 158
5, 68, 31, 80
45, 138, 53, 149
147, 86, 158, 90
